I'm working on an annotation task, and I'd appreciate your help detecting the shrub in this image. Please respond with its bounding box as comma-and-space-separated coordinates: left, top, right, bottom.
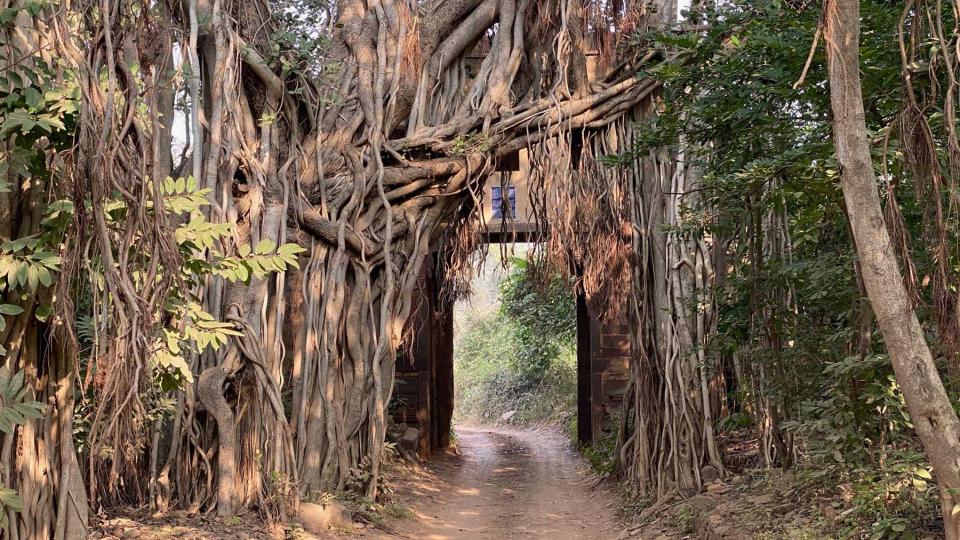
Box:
454, 257, 576, 426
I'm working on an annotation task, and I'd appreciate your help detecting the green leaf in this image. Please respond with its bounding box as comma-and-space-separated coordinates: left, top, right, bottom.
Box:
26, 265, 39, 292
246, 259, 264, 277
2, 235, 36, 253
277, 243, 306, 257
36, 266, 52, 288
0, 8, 19, 24
22, 87, 41, 109
0, 367, 11, 398
34, 304, 51, 322
0, 487, 23, 513
234, 263, 249, 283
15, 264, 27, 289
0, 304, 23, 316
254, 239, 276, 255
0, 367, 44, 435
9, 370, 25, 398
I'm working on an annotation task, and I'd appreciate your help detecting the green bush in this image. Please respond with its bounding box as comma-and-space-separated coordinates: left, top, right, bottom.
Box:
581, 419, 619, 476
454, 257, 576, 426
499, 257, 576, 378
780, 351, 941, 536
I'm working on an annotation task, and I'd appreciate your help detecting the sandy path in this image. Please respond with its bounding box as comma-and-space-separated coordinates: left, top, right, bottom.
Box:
378, 425, 621, 540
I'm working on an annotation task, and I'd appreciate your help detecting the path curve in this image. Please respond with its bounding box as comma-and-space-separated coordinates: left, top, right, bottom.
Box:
381, 425, 620, 539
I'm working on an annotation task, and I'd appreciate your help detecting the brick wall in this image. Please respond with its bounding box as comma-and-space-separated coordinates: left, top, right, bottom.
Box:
588, 317, 631, 442
392, 257, 453, 458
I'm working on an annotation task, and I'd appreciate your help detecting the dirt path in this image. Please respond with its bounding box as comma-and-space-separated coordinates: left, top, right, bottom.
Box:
378, 425, 621, 540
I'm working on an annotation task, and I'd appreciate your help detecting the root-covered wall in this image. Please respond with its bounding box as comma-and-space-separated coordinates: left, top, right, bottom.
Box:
0, 0, 783, 535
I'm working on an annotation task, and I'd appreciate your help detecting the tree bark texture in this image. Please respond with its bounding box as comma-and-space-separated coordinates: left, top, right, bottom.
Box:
35, 0, 680, 526
826, 0, 960, 536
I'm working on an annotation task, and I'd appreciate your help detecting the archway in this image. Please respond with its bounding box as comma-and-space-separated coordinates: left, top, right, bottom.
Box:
390, 184, 630, 458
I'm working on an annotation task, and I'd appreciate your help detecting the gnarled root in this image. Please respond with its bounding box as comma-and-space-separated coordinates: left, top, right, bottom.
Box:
198, 366, 238, 517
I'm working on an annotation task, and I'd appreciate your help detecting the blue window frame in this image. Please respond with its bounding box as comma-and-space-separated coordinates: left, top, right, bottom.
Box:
492, 185, 516, 218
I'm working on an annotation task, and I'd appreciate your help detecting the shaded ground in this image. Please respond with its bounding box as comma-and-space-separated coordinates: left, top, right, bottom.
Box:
93, 511, 282, 539
97, 426, 889, 539
375, 425, 620, 539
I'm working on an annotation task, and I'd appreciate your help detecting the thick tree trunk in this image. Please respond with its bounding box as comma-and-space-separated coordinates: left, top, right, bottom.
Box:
7, 0, 691, 525
612, 0, 726, 504
619, 137, 724, 501
826, 1, 960, 536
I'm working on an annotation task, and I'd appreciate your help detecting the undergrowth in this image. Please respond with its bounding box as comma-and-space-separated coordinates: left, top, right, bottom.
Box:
455, 336, 575, 425
454, 256, 576, 426
571, 414, 619, 477
782, 352, 944, 538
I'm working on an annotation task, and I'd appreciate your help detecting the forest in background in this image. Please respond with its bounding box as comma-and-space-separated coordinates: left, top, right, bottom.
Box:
1, 0, 960, 538
617, 2, 957, 535
453, 255, 577, 428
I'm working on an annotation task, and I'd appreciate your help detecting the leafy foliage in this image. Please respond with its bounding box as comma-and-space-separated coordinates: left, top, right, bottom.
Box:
622, 0, 948, 535
498, 257, 576, 378
0, 366, 45, 531
62, 174, 307, 408
0, 367, 44, 433
154, 177, 306, 390
455, 257, 577, 425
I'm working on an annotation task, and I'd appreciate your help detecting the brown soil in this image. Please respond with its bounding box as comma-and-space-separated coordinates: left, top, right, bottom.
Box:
92, 510, 283, 539
100, 426, 874, 540
372, 425, 622, 539
90, 426, 621, 540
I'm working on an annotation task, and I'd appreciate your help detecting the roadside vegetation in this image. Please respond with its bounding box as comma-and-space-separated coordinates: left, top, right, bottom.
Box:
453, 256, 577, 427
614, 1, 950, 536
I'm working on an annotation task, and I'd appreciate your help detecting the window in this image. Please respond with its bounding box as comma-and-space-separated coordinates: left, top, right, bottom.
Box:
492, 185, 516, 219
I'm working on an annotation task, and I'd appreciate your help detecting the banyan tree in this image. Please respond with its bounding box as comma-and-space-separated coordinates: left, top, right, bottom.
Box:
24, 0, 960, 537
